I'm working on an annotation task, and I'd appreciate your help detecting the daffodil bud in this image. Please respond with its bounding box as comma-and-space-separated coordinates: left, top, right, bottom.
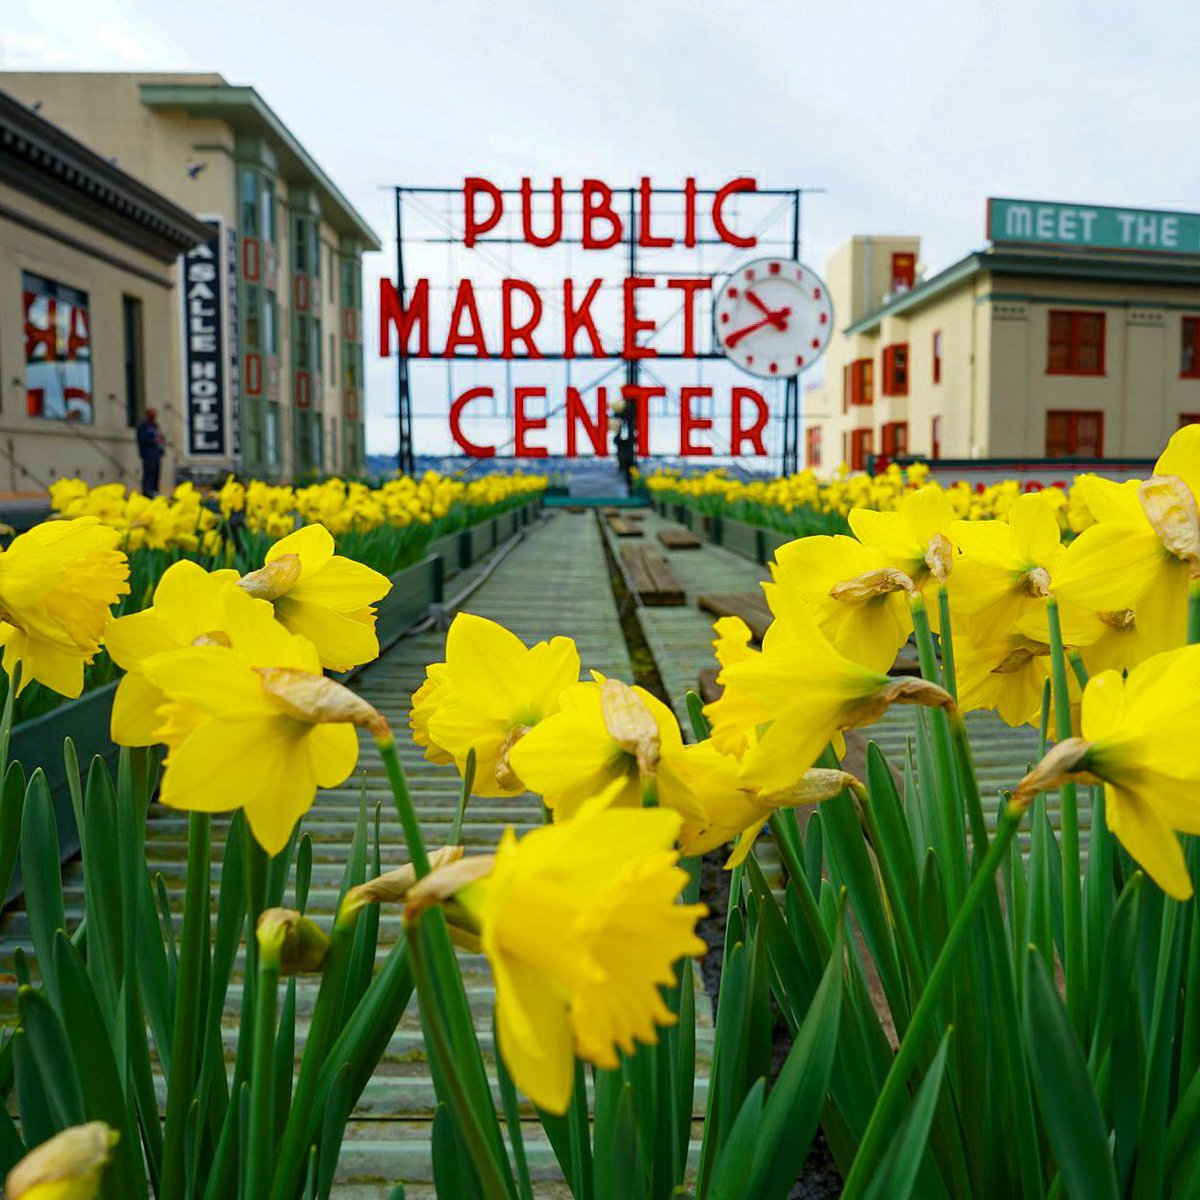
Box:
1020, 567, 1051, 598
5, 1122, 118, 1200
758, 768, 862, 808
829, 568, 915, 603
256, 907, 331, 975
343, 845, 465, 916
1012, 737, 1096, 812
846, 676, 956, 730
256, 668, 388, 736
237, 552, 303, 600
599, 678, 660, 774
924, 532, 954, 584
1139, 476, 1200, 573
992, 638, 1049, 674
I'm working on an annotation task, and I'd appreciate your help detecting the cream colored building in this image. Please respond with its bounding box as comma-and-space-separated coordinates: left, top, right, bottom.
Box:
1, 72, 381, 484
804, 203, 1200, 473
0, 89, 210, 493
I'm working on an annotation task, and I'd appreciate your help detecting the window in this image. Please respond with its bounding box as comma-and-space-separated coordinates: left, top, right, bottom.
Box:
1182, 317, 1200, 377
330, 416, 339, 472
805, 426, 822, 467
882, 344, 909, 396
266, 402, 281, 466
313, 318, 323, 373
932, 330, 943, 384
244, 284, 261, 350
261, 179, 277, 244
1047, 310, 1105, 375
931, 415, 942, 460
22, 273, 93, 422
239, 169, 260, 239
849, 428, 873, 471
1046, 410, 1104, 458
293, 217, 310, 273
891, 252, 916, 293
295, 314, 311, 370
340, 258, 359, 310
264, 298, 279, 356
846, 358, 874, 407
328, 248, 336, 303
880, 421, 908, 460
329, 332, 336, 377
122, 295, 144, 427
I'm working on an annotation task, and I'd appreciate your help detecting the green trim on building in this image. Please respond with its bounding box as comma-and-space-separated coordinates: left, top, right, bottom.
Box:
139, 83, 381, 249
845, 248, 1200, 335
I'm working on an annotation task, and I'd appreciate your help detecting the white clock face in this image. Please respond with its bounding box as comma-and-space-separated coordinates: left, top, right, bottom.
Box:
712, 258, 834, 378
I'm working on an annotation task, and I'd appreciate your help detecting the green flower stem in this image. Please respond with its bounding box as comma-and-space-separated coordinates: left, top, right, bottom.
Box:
0, 661, 20, 770
1190, 578, 1200, 644
247, 933, 282, 1198
936, 586, 958, 702
840, 805, 1022, 1199
375, 731, 432, 878
1046, 597, 1084, 1032
161, 812, 211, 1200
449, 747, 477, 844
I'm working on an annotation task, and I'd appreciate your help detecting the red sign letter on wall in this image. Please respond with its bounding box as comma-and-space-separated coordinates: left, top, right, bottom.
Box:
379, 278, 431, 357
731, 387, 769, 455
680, 386, 714, 456
501, 280, 544, 358
514, 386, 549, 457
464, 178, 503, 247
623, 277, 658, 360
581, 179, 622, 250
712, 178, 758, 249
521, 177, 564, 248
638, 177, 673, 248
620, 385, 663, 456
666, 278, 712, 357
566, 386, 608, 457
450, 387, 496, 457
443, 280, 490, 357
563, 278, 605, 358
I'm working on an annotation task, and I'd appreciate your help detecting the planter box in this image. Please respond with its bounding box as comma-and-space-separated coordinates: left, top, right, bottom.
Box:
375, 555, 445, 648
427, 532, 463, 580
718, 517, 763, 562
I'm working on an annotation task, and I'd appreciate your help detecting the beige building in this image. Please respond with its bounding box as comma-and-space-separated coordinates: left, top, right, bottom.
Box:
804, 200, 1200, 473
0, 89, 210, 493
1, 72, 381, 484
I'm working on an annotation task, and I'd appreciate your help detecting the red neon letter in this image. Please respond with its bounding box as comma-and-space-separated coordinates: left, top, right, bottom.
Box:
732, 386, 769, 455
666, 277, 712, 357
379, 278, 430, 357
442, 280, 489, 357
620, 385, 663, 456
520, 177, 563, 248
683, 176, 699, 248
712, 178, 758, 249
581, 179, 622, 250
638, 177, 673, 248
464, 177, 503, 247
566, 386, 607, 457
514, 386, 549, 458
450, 387, 496, 457
623, 277, 658, 360
680, 387, 714, 456
501, 279, 544, 358
564, 278, 605, 358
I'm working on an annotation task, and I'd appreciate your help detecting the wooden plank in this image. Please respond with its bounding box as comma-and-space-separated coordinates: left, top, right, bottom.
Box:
697, 667, 722, 705
607, 517, 644, 537
621, 546, 685, 606
657, 529, 702, 550
697, 591, 773, 642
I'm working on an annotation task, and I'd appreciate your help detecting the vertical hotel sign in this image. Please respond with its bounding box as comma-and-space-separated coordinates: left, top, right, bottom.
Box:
181, 217, 239, 457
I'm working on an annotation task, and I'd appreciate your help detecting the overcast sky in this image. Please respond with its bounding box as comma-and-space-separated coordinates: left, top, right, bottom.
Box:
5, 1, 1200, 461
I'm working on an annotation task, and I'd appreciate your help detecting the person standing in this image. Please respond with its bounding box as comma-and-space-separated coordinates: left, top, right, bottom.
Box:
135, 408, 165, 496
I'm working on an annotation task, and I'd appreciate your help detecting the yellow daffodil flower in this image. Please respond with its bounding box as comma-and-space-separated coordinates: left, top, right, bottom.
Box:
5, 1122, 118, 1200
1017, 601, 1149, 679
0, 517, 129, 697
105, 559, 240, 745
424, 613, 580, 797
706, 589, 953, 792
507, 676, 683, 820
660, 738, 859, 867
703, 616, 768, 759
768, 534, 914, 672
408, 662, 455, 765
847, 484, 956, 621
407, 803, 706, 1114
1015, 645, 1200, 899
237, 523, 392, 671
954, 632, 1055, 728
142, 587, 382, 855
950, 492, 1064, 644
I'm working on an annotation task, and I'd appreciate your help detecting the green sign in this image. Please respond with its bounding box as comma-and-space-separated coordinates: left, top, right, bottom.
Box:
988, 197, 1200, 255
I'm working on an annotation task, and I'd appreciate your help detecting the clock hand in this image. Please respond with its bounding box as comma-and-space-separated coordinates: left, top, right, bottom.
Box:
725, 310, 791, 349
745, 289, 773, 317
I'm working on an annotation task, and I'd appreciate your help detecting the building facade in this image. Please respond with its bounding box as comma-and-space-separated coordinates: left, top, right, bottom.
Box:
804, 201, 1200, 474
0, 89, 210, 493
1, 72, 380, 483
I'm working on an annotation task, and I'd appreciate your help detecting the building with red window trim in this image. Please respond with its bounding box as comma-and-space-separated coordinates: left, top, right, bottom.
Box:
803, 212, 1200, 473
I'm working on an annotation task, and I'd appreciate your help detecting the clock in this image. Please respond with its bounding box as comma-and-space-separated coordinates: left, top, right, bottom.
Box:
712, 258, 834, 378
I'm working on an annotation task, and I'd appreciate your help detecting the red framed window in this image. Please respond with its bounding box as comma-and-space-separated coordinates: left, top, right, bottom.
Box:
880, 421, 908, 459
1182, 318, 1200, 377
930, 415, 942, 460
891, 252, 916, 293
932, 330, 943, 384
1046, 410, 1104, 458
1180, 413, 1200, 428
849, 428, 873, 471
805, 426, 822, 467
881, 344, 909, 396
1047, 310, 1105, 375
846, 358, 874, 407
